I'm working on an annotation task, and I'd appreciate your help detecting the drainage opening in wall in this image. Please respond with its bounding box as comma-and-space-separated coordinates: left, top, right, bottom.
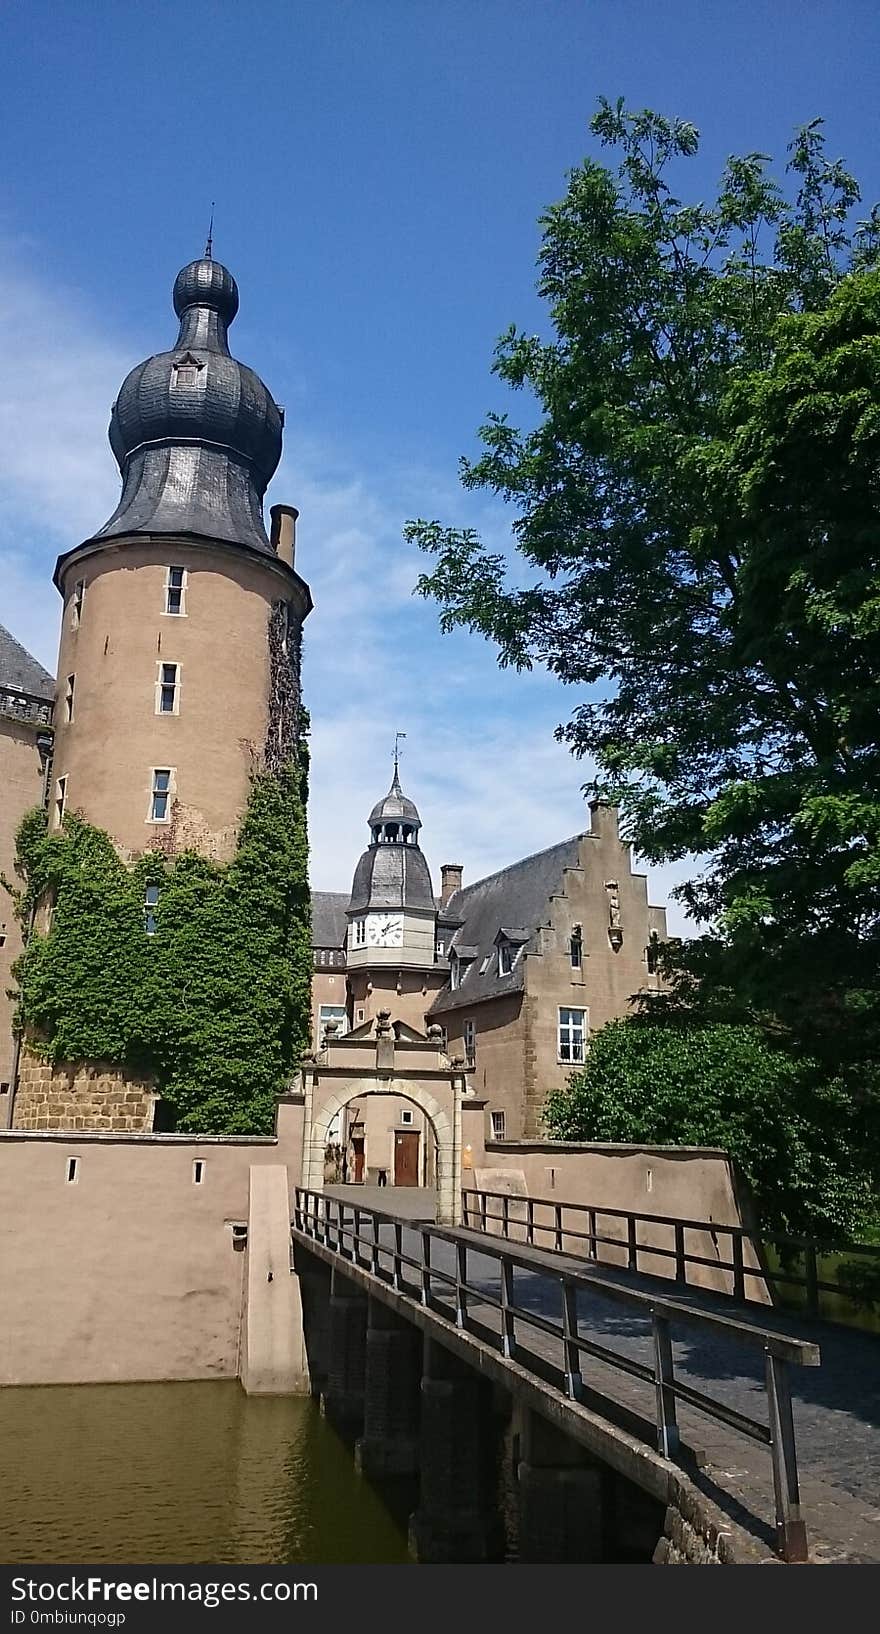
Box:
66, 1157, 80, 1184
193, 1159, 205, 1185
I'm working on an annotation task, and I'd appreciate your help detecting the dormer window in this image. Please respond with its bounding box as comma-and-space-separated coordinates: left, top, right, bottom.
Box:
498, 942, 515, 976
173, 354, 203, 388
449, 952, 459, 991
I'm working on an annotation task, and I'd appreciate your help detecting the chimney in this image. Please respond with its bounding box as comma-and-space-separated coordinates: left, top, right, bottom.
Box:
441, 864, 463, 907
588, 798, 620, 843
270, 504, 299, 569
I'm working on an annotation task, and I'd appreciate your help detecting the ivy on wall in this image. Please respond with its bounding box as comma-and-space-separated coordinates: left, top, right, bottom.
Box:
5, 743, 311, 1136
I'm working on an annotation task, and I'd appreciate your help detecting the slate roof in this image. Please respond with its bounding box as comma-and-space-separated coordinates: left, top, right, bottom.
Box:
428, 834, 586, 1015
0, 625, 55, 700
311, 891, 349, 949
348, 842, 435, 915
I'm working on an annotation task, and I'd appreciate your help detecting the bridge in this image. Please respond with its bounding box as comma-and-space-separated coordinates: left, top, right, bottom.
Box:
290, 1185, 880, 1566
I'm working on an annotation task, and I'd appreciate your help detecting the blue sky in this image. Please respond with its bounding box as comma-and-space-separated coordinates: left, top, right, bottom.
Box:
2, 1, 878, 932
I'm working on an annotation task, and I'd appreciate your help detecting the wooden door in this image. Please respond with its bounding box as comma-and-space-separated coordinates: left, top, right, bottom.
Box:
352, 1139, 365, 1184
394, 1130, 420, 1187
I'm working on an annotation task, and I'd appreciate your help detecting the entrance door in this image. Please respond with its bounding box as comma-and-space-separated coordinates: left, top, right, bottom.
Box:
394, 1130, 420, 1187
352, 1138, 365, 1184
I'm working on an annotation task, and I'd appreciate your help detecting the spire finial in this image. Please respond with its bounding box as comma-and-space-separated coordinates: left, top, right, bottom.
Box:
204, 202, 215, 260
393, 730, 406, 785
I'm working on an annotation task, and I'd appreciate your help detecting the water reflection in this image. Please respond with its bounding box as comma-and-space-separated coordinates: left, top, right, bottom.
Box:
0, 1382, 410, 1564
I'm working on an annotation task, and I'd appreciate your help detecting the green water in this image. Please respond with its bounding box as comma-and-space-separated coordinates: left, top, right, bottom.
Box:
0, 1382, 410, 1564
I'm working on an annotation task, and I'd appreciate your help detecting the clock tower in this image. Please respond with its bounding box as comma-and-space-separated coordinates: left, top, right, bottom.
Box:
345, 766, 447, 1030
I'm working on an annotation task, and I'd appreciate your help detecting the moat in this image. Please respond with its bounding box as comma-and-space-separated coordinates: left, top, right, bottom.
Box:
0, 1382, 409, 1564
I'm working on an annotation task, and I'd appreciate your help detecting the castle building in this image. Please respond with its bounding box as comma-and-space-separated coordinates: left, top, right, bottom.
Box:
0, 628, 54, 1114
4, 252, 312, 1131
311, 771, 669, 1163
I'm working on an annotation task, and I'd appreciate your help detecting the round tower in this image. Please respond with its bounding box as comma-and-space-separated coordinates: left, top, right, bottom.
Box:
50, 253, 311, 860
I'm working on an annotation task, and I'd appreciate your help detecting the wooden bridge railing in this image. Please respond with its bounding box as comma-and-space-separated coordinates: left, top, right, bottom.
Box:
293, 1187, 820, 1563
462, 1186, 880, 1320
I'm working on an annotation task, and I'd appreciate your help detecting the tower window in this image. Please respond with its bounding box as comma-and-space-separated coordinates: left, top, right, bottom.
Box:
570, 925, 583, 970
149, 769, 172, 823
490, 1110, 506, 1140
65, 674, 75, 723
165, 566, 186, 616
156, 662, 180, 714
71, 580, 85, 627
54, 775, 68, 828
352, 918, 366, 948
144, 883, 160, 935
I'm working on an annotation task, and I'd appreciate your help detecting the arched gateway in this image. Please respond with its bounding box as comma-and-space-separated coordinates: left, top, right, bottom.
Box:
300, 1011, 470, 1224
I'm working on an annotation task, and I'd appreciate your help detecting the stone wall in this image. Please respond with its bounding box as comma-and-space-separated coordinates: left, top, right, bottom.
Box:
653, 1475, 747, 1564
12, 1047, 157, 1131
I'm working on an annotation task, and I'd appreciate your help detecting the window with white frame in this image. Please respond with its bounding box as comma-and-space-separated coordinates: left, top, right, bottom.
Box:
352, 918, 366, 948
558, 1006, 588, 1064
54, 775, 67, 829
71, 580, 85, 627
449, 952, 459, 990
156, 662, 180, 714
463, 1018, 476, 1066
490, 1110, 506, 1140
498, 940, 518, 976
400, 1108, 414, 1126
318, 1004, 348, 1045
65, 673, 75, 723
149, 769, 172, 822
436, 939, 445, 958
165, 565, 187, 616
144, 883, 160, 935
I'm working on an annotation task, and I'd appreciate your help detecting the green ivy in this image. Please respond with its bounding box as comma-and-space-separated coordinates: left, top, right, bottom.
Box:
5, 750, 311, 1135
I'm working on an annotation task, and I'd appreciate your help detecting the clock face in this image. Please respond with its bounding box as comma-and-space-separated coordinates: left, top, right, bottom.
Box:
366, 913, 404, 948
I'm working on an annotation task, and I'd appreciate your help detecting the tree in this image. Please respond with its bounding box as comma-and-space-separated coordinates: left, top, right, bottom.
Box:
543, 1020, 873, 1238
406, 102, 880, 1071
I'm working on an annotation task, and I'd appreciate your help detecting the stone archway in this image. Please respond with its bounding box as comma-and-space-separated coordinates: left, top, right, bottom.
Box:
299, 1016, 467, 1224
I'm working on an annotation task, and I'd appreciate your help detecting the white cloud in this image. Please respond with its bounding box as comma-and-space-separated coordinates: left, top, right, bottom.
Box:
0, 243, 694, 936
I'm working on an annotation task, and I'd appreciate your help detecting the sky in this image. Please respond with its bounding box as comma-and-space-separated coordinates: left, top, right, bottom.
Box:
1, 0, 878, 935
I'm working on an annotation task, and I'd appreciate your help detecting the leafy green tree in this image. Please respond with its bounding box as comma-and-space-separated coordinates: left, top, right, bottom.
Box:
406, 101, 880, 1069
543, 1021, 873, 1238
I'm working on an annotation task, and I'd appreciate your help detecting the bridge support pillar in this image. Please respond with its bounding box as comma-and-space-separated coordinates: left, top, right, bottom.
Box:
356, 1298, 422, 1478
321, 1268, 367, 1433
516, 1407, 605, 1562
409, 1338, 503, 1562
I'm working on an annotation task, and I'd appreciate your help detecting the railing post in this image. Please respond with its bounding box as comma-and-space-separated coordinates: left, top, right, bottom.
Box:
674, 1221, 686, 1286
627, 1215, 638, 1273
765, 1349, 809, 1563
392, 1221, 402, 1291
652, 1312, 680, 1458
502, 1194, 510, 1240
588, 1208, 597, 1261
555, 1203, 563, 1253
527, 1197, 535, 1247
371, 1212, 380, 1277
732, 1233, 746, 1302
480, 1191, 488, 1234
561, 1278, 582, 1399
421, 1228, 432, 1306
500, 1257, 515, 1357
456, 1241, 468, 1328
351, 1206, 361, 1265
805, 1245, 820, 1319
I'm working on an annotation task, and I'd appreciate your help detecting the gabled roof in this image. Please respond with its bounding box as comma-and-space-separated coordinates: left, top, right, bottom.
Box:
429, 834, 585, 1015
0, 625, 54, 700
311, 891, 349, 949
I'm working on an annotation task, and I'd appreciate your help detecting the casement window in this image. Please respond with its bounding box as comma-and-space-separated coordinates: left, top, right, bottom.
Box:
71, 580, 85, 627
463, 1018, 476, 1066
449, 952, 459, 991
54, 775, 67, 828
570, 925, 583, 970
646, 930, 661, 974
65, 674, 75, 723
558, 1006, 588, 1064
149, 769, 172, 823
436, 939, 445, 958
318, 1004, 348, 1044
498, 940, 518, 976
144, 884, 160, 936
165, 566, 186, 616
490, 1110, 506, 1140
352, 918, 366, 949
156, 662, 180, 714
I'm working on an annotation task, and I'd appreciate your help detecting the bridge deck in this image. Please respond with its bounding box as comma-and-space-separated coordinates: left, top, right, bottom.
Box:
307, 1195, 880, 1564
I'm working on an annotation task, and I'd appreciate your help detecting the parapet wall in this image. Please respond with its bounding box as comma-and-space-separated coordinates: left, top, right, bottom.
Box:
0, 1096, 304, 1387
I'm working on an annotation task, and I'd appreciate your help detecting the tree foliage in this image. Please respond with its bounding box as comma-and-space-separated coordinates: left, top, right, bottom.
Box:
406, 101, 880, 1070
543, 1020, 874, 1238
6, 751, 311, 1134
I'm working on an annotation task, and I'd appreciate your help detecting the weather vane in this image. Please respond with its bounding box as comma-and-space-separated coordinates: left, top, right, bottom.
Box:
393, 730, 406, 775
204, 202, 215, 260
